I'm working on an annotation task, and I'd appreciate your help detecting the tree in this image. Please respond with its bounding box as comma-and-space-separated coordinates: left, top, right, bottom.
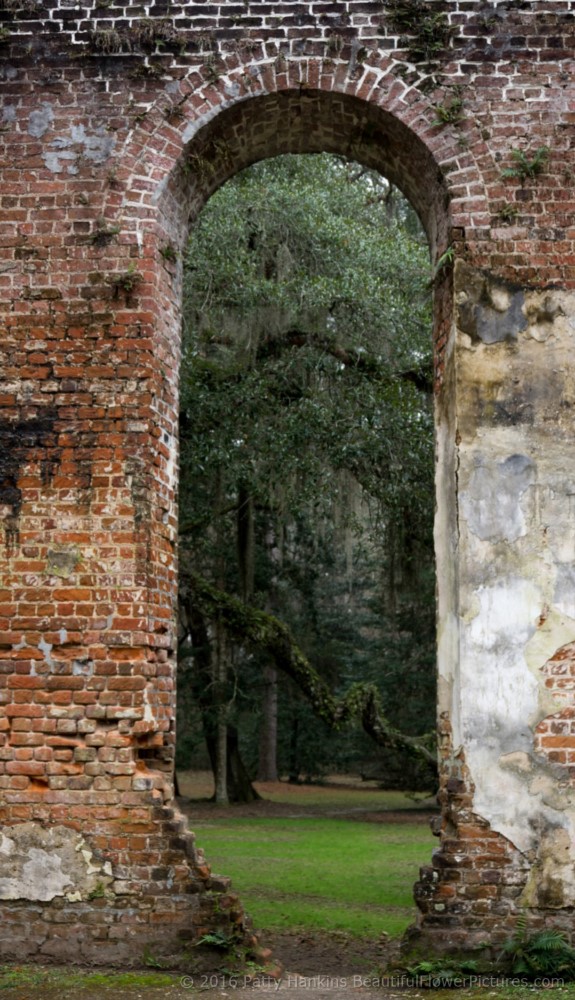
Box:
177, 153, 436, 798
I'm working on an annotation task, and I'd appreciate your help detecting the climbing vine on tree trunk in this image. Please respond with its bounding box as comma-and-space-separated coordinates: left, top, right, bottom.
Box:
180, 570, 437, 774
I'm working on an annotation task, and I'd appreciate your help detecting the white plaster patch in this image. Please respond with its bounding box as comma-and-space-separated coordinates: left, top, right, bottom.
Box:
0, 834, 14, 857
490, 286, 512, 312
43, 124, 115, 174
22, 849, 73, 901
38, 636, 54, 667
460, 454, 535, 543
461, 577, 543, 852
0, 843, 72, 901
28, 102, 54, 138
524, 291, 567, 344
553, 564, 575, 620
73, 658, 94, 677
0, 825, 114, 902
525, 609, 575, 680
143, 684, 155, 725
468, 578, 540, 654
499, 750, 532, 774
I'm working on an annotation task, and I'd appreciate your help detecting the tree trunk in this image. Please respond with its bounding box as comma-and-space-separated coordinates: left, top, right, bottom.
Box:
181, 587, 261, 804
203, 724, 261, 803
237, 484, 255, 601
227, 725, 261, 803
288, 713, 300, 784
257, 663, 279, 781
213, 615, 229, 805
257, 521, 281, 781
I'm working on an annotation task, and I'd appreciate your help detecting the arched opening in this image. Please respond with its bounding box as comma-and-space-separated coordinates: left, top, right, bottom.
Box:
176, 149, 438, 956
150, 86, 457, 956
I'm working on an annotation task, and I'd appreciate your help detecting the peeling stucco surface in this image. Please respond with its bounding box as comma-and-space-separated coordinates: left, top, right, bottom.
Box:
447, 265, 575, 897
460, 454, 535, 543
0, 825, 113, 902
456, 265, 527, 345
42, 123, 116, 175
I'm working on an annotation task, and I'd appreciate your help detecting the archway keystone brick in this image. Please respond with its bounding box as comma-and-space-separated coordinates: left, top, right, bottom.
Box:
1, 0, 575, 965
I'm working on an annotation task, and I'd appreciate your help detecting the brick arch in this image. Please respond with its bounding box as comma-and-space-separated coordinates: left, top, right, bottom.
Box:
121, 82, 461, 771
107, 75, 463, 961
115, 78, 467, 551
134, 75, 466, 953
154, 85, 454, 251
111, 58, 490, 259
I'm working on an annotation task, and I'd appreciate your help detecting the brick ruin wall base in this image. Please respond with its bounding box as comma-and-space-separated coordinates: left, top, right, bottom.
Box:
2, 0, 575, 964
0, 704, 249, 965
0, 806, 247, 966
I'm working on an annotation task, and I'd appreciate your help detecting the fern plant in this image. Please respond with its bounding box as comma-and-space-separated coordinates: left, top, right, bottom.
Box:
196, 930, 236, 949
499, 919, 575, 980
501, 146, 550, 183
406, 958, 479, 985
432, 97, 464, 127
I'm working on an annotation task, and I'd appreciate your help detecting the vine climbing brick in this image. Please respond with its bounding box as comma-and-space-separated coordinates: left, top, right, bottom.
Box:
1, 0, 575, 965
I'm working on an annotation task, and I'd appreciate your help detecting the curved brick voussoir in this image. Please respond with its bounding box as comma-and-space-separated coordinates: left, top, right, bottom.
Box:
1, 0, 575, 964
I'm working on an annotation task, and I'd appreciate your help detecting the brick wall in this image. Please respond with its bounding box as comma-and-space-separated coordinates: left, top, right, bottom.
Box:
1, 0, 575, 964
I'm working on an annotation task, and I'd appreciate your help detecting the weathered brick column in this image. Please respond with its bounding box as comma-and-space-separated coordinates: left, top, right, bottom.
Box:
0, 0, 575, 964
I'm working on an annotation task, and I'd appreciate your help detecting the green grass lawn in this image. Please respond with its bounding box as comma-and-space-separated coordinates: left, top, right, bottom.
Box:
192, 815, 435, 937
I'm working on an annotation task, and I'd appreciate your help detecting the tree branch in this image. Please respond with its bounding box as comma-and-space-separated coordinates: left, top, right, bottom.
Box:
180, 569, 437, 773
256, 330, 433, 393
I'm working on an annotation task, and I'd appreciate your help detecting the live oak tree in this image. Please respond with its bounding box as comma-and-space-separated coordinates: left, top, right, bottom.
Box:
178, 153, 436, 801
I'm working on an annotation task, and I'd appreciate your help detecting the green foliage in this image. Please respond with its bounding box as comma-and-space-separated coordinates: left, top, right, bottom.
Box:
1, 0, 41, 12
432, 97, 464, 127
90, 17, 180, 56
385, 0, 454, 65
90, 28, 123, 54
405, 957, 479, 986
129, 17, 180, 50
497, 203, 519, 223
0, 966, 180, 990
89, 220, 120, 246
181, 154, 432, 536
160, 242, 178, 262
187, 571, 437, 771
501, 146, 550, 184
108, 263, 142, 297
179, 153, 435, 786
197, 931, 236, 950
432, 244, 454, 283
499, 920, 575, 980
87, 881, 106, 900
142, 945, 171, 969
